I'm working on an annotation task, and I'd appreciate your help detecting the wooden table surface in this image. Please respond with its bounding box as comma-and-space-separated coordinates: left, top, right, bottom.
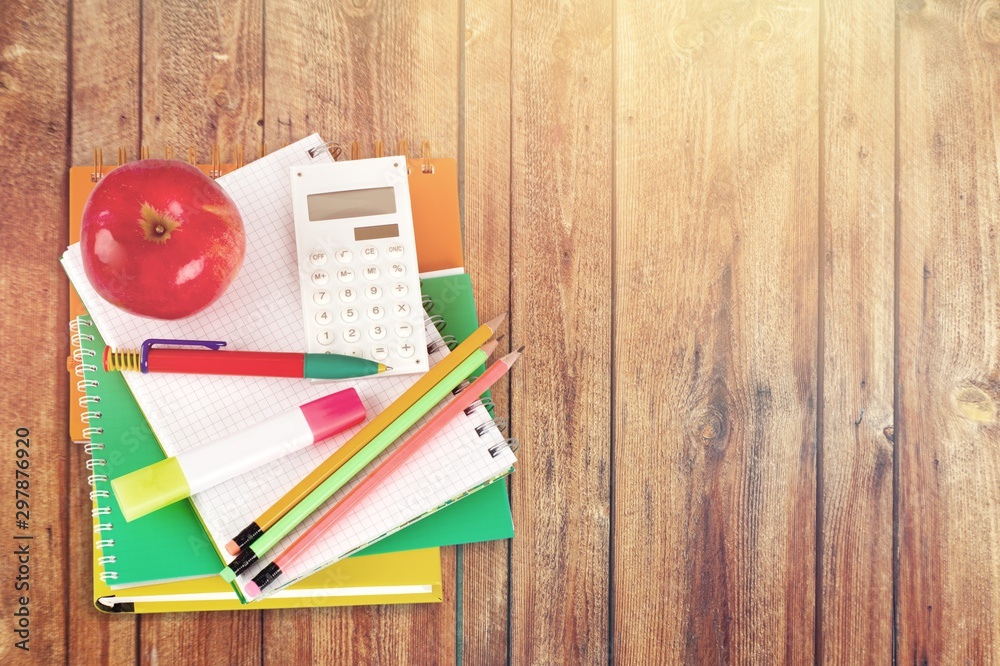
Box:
2, 0, 999, 663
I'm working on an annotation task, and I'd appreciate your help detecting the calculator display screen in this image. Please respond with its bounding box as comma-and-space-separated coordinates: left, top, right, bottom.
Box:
307, 187, 397, 221
354, 224, 400, 241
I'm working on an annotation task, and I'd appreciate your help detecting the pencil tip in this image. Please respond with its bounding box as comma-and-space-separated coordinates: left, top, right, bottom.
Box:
484, 312, 508, 331
496, 334, 505, 343
516, 345, 525, 353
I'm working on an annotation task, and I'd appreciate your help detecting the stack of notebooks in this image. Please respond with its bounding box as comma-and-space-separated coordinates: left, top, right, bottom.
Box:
63, 135, 515, 612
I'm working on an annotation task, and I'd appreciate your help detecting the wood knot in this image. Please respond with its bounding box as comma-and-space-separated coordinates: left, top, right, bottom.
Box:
749, 19, 772, 42
695, 406, 728, 453
883, 426, 894, 443
954, 386, 996, 422
213, 90, 231, 108
671, 20, 712, 53
980, 1, 1000, 44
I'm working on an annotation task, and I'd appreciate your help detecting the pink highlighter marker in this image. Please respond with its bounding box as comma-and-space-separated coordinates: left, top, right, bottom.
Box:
111, 388, 366, 522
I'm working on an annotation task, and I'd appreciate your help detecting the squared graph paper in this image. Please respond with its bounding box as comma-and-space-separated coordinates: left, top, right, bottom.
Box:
61, 135, 516, 596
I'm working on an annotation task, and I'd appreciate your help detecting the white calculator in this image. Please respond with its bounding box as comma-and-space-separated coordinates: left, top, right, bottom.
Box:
290, 157, 429, 376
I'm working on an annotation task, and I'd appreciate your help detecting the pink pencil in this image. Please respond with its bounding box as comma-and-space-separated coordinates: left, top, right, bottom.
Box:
245, 346, 523, 597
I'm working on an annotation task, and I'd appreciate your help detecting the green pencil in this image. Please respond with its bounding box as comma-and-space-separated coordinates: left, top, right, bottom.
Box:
220, 340, 497, 582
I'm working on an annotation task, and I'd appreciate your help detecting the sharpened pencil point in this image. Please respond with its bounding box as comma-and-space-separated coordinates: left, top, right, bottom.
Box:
483, 312, 507, 332
495, 334, 505, 344
516, 345, 525, 353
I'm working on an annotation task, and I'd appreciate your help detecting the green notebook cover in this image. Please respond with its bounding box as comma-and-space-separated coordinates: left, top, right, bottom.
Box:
78, 272, 512, 585
81, 321, 225, 586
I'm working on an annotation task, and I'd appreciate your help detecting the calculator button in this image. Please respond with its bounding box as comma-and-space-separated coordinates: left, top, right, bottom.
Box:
393, 302, 411, 317
369, 324, 387, 341
367, 305, 385, 320
336, 249, 353, 263
362, 265, 381, 281
316, 330, 335, 346
345, 347, 363, 358
343, 328, 361, 343
371, 345, 389, 361
311, 270, 329, 286
395, 322, 413, 338
339, 288, 356, 303
309, 251, 328, 266
315, 310, 333, 325
397, 342, 416, 358
361, 246, 378, 261
313, 290, 331, 305
337, 268, 355, 283
341, 307, 359, 323
389, 263, 406, 278
386, 244, 404, 259
365, 285, 383, 300
390, 282, 408, 297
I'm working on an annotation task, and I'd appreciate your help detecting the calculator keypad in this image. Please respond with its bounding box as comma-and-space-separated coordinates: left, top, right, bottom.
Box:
301, 240, 427, 374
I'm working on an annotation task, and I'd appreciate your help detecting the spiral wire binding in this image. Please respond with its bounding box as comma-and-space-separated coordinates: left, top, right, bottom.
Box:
421, 295, 515, 463
421, 293, 436, 313
69, 318, 118, 581
476, 417, 508, 437
420, 140, 434, 174
464, 396, 495, 417
427, 335, 457, 354
489, 437, 519, 458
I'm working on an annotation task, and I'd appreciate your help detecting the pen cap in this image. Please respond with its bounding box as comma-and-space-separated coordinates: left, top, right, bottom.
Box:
110, 457, 191, 522
300, 388, 366, 442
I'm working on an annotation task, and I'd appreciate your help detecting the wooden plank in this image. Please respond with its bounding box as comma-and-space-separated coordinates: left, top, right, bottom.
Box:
137, 2, 265, 663
897, 1, 1000, 661
142, 0, 264, 157
613, 1, 818, 662
509, 1, 612, 663
818, 0, 895, 661
262, 2, 460, 662
461, 0, 512, 662
68, 0, 141, 660
262, 0, 458, 153
71, 0, 141, 165
0, 0, 70, 662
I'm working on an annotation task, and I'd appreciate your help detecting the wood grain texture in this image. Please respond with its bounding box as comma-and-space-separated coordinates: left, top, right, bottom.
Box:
137, 2, 265, 663
67, 0, 141, 661
461, 0, 512, 662
0, 1, 70, 662
818, 0, 895, 661
897, 0, 1000, 661
142, 0, 264, 157
613, 1, 818, 662
263, 0, 459, 155
509, 1, 612, 663
262, 2, 461, 662
70, 0, 141, 164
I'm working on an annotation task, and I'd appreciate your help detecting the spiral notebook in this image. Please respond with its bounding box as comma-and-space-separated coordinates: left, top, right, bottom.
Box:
62, 135, 516, 600
72, 315, 442, 611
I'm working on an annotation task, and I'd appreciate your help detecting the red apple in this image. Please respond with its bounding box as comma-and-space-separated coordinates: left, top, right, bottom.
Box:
81, 159, 245, 319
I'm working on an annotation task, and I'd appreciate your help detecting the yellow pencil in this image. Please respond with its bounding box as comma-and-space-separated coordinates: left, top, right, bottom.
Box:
225, 312, 507, 555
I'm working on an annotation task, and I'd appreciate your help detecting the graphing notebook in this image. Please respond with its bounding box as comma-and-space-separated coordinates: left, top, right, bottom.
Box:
62, 135, 515, 601
73, 304, 510, 586
74, 315, 443, 612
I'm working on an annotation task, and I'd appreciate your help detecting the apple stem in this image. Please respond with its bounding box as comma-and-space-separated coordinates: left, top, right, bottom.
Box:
139, 202, 180, 244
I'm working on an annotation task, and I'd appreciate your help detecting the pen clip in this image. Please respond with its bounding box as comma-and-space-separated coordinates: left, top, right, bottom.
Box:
140, 338, 227, 373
